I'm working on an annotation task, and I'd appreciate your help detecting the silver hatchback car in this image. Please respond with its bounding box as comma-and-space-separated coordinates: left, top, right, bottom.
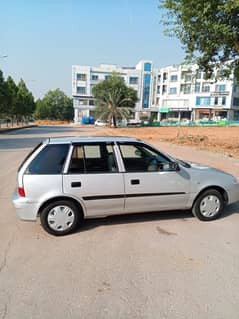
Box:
12, 136, 239, 236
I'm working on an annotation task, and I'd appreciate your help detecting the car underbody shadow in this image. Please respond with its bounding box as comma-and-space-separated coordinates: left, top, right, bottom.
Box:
77, 209, 193, 233
75, 202, 239, 234
220, 201, 239, 219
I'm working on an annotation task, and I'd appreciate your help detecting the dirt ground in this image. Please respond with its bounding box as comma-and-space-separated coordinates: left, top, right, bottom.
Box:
90, 126, 239, 159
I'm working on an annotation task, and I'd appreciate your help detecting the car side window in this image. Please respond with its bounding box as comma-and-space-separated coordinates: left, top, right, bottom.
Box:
26, 144, 69, 175
119, 143, 170, 172
68, 143, 118, 174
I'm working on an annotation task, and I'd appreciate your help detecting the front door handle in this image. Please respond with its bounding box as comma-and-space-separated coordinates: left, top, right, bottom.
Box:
131, 179, 140, 185
71, 182, 81, 188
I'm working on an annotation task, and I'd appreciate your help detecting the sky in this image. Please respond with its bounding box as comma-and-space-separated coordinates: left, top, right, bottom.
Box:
0, 0, 185, 99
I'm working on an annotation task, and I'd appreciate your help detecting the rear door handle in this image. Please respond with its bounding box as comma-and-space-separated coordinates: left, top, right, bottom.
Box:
71, 182, 81, 188
131, 179, 140, 185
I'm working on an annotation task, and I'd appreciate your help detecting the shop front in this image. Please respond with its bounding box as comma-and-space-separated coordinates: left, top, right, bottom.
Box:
159, 108, 192, 121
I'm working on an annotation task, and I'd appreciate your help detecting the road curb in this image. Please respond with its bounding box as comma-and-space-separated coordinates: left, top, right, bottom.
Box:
0, 124, 38, 133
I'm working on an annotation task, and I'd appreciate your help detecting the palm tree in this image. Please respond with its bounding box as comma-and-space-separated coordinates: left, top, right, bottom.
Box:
92, 73, 138, 127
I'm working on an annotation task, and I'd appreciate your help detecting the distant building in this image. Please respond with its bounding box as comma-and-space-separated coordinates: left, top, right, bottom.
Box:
72, 60, 239, 122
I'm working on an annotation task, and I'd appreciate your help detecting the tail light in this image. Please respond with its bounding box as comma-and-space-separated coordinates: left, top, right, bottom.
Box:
18, 187, 25, 197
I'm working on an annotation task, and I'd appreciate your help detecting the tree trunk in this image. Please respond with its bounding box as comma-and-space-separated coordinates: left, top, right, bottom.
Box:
112, 115, 117, 127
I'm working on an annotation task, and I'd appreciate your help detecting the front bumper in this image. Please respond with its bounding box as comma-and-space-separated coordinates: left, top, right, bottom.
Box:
227, 182, 239, 205
12, 190, 39, 221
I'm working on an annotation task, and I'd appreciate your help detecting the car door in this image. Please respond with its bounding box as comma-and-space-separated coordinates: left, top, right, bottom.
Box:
118, 142, 191, 213
63, 142, 125, 217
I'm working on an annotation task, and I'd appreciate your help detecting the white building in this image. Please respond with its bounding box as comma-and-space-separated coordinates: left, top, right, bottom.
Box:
72, 61, 239, 122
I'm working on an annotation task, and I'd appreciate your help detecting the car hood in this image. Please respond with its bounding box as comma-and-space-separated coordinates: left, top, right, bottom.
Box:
185, 161, 236, 185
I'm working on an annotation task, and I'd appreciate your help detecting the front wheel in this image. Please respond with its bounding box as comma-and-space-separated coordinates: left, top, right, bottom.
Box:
192, 189, 224, 221
40, 200, 81, 236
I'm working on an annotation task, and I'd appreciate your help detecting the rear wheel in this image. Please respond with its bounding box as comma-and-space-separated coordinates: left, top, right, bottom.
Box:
192, 189, 224, 221
40, 200, 82, 236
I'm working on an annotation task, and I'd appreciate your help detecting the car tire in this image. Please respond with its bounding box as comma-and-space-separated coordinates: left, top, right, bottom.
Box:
192, 189, 224, 221
40, 200, 82, 236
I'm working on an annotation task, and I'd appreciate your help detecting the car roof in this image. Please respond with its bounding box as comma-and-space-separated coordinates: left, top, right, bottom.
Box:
47, 136, 143, 144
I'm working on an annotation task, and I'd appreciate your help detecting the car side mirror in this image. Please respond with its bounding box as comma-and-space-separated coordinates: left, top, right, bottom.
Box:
169, 162, 180, 171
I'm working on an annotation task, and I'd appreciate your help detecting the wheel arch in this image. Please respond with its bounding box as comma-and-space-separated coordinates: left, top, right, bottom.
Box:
37, 196, 85, 219
192, 185, 228, 208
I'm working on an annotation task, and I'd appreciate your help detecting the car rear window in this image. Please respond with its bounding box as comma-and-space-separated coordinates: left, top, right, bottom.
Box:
26, 144, 69, 174
18, 142, 43, 172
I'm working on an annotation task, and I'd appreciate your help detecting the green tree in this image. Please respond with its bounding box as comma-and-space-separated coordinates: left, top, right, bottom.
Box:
35, 99, 48, 119
5, 76, 18, 124
92, 73, 138, 127
15, 79, 35, 123
160, 0, 239, 77
34, 89, 73, 121
0, 70, 8, 117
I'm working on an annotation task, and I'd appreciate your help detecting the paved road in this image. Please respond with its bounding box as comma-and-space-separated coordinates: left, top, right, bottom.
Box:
0, 126, 239, 319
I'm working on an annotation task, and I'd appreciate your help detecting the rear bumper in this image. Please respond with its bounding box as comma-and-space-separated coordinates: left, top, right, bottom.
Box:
227, 183, 239, 205
12, 191, 39, 221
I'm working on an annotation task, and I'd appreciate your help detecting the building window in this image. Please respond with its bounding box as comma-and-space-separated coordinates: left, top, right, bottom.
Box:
216, 84, 226, 92
234, 111, 239, 120
77, 73, 86, 81
163, 72, 167, 81
157, 74, 161, 81
79, 99, 87, 105
157, 86, 161, 94
105, 75, 110, 80
233, 97, 239, 106
142, 74, 151, 108
214, 97, 218, 105
170, 75, 178, 82
162, 85, 167, 94
196, 97, 200, 106
194, 83, 200, 93
89, 100, 95, 106
181, 84, 191, 94
196, 71, 202, 79
196, 96, 211, 106
91, 74, 98, 81
182, 72, 192, 81
233, 86, 239, 93
144, 63, 152, 72
204, 97, 210, 105
77, 86, 86, 94
222, 96, 226, 106
169, 87, 177, 94
129, 77, 138, 85
202, 83, 210, 92
156, 97, 160, 105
